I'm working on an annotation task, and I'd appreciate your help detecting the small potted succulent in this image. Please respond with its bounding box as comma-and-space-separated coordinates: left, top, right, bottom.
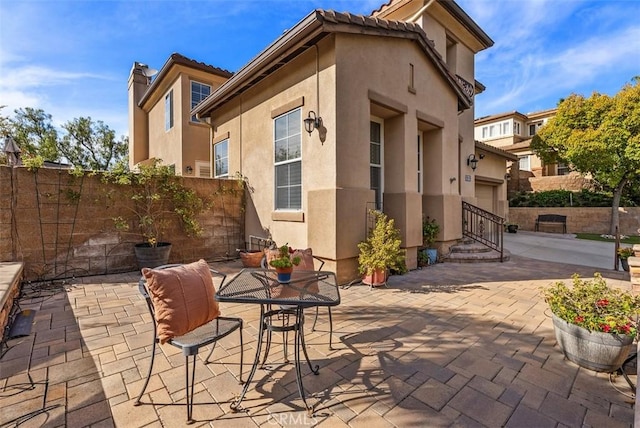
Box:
541, 273, 640, 372
617, 247, 634, 272
268, 244, 301, 283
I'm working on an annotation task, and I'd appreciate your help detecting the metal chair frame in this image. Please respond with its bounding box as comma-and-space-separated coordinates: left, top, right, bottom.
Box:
134, 264, 244, 424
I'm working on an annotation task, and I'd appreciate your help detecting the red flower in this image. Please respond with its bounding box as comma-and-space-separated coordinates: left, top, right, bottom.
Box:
599, 324, 611, 332
574, 316, 585, 323
596, 299, 609, 307
288, 247, 295, 254
621, 324, 632, 334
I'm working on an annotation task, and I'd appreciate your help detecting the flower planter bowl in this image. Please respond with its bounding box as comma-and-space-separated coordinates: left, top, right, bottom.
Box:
551, 313, 634, 372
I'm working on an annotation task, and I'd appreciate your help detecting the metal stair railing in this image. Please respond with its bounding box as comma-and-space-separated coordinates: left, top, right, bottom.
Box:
462, 201, 505, 262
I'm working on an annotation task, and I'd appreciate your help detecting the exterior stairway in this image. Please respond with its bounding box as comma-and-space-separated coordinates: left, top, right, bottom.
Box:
445, 239, 511, 263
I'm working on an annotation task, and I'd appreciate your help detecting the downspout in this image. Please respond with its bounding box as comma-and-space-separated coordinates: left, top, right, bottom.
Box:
196, 112, 214, 178
407, 0, 435, 23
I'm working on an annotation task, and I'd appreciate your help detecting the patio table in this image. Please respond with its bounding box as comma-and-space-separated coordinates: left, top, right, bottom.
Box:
215, 268, 340, 414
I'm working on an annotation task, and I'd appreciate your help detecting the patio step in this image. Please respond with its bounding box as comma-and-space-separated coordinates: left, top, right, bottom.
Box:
445, 241, 510, 263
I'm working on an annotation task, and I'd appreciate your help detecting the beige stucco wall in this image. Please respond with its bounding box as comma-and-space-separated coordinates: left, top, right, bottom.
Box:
208, 31, 475, 283
133, 65, 229, 174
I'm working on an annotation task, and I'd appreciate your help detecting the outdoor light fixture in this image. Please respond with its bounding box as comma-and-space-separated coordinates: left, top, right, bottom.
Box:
185, 165, 193, 174
304, 111, 322, 135
467, 154, 479, 171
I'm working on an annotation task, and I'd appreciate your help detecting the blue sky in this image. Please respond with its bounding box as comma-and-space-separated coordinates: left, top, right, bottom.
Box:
1, 0, 639, 138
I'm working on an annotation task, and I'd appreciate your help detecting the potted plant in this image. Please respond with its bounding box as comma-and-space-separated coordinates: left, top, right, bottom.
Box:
268, 244, 301, 283
104, 159, 207, 268
504, 222, 519, 233
358, 210, 406, 286
541, 273, 640, 372
422, 216, 440, 265
617, 247, 634, 272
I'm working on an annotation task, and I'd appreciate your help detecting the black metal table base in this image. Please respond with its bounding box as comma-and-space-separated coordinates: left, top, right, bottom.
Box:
230, 304, 319, 413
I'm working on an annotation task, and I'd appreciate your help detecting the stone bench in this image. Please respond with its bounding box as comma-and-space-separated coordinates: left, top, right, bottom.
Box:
0, 263, 24, 336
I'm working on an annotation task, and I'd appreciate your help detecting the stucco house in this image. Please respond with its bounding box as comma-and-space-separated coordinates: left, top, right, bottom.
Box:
474, 108, 593, 195
129, 0, 515, 283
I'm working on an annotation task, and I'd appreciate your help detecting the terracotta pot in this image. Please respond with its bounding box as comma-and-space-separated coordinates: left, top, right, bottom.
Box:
275, 266, 293, 283
362, 269, 386, 287
239, 250, 264, 268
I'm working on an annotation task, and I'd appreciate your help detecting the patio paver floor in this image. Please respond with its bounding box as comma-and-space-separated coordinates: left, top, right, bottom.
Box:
0, 256, 635, 427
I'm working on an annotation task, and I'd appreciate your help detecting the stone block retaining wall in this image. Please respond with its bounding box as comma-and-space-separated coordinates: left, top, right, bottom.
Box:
0, 166, 245, 281
509, 207, 640, 235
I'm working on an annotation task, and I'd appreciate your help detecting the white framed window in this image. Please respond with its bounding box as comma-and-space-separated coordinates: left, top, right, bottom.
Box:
191, 81, 211, 122
557, 162, 569, 176
417, 134, 423, 194
274, 109, 302, 210
165, 90, 173, 131
213, 139, 229, 178
370, 118, 383, 210
514, 122, 521, 135
519, 155, 531, 171
482, 126, 488, 139
502, 121, 510, 135
489, 125, 496, 137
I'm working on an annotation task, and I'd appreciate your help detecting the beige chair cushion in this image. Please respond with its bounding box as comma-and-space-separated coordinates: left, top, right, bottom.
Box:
142, 259, 220, 344
264, 247, 314, 270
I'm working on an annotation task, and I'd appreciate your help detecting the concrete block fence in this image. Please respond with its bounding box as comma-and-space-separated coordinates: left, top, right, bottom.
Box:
0, 166, 245, 281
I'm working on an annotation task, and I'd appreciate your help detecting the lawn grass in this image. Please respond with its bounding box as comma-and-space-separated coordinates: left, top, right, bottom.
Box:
575, 233, 640, 245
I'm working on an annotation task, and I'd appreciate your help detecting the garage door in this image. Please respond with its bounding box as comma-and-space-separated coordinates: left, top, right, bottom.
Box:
475, 183, 495, 213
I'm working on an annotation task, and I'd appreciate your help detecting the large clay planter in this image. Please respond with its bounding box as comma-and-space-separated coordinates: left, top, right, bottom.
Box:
362, 269, 387, 287
551, 313, 634, 372
134, 242, 172, 269
240, 250, 264, 268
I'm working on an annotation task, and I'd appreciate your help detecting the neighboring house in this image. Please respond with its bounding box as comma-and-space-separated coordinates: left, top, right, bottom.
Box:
474, 108, 594, 195
474, 108, 560, 177
128, 53, 232, 176
129, 0, 515, 283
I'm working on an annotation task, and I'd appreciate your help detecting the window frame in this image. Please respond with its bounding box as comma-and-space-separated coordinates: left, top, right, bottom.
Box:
370, 117, 384, 210
519, 155, 531, 172
273, 108, 302, 211
165, 90, 173, 131
190, 81, 211, 123
213, 139, 229, 178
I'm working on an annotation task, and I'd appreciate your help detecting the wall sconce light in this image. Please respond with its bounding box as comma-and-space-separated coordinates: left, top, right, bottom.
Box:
467, 154, 479, 171
304, 111, 322, 135
504, 173, 511, 181
450, 177, 457, 183
185, 165, 193, 174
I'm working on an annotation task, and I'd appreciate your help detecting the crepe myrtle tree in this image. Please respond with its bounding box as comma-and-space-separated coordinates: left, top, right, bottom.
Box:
531, 77, 640, 234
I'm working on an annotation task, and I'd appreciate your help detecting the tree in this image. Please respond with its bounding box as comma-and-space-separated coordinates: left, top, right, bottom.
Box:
531, 78, 640, 234
1, 107, 128, 171
10, 107, 60, 162
61, 117, 128, 171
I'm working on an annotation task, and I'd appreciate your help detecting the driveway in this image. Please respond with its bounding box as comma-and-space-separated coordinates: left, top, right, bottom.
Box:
504, 230, 625, 272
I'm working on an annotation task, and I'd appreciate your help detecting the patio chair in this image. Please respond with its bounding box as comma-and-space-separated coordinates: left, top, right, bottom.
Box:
261, 248, 333, 363
134, 261, 243, 424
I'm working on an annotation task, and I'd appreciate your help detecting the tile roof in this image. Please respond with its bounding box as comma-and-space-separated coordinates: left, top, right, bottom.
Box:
194, 8, 472, 117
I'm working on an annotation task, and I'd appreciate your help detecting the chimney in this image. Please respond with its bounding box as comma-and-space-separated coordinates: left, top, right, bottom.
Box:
128, 62, 153, 168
